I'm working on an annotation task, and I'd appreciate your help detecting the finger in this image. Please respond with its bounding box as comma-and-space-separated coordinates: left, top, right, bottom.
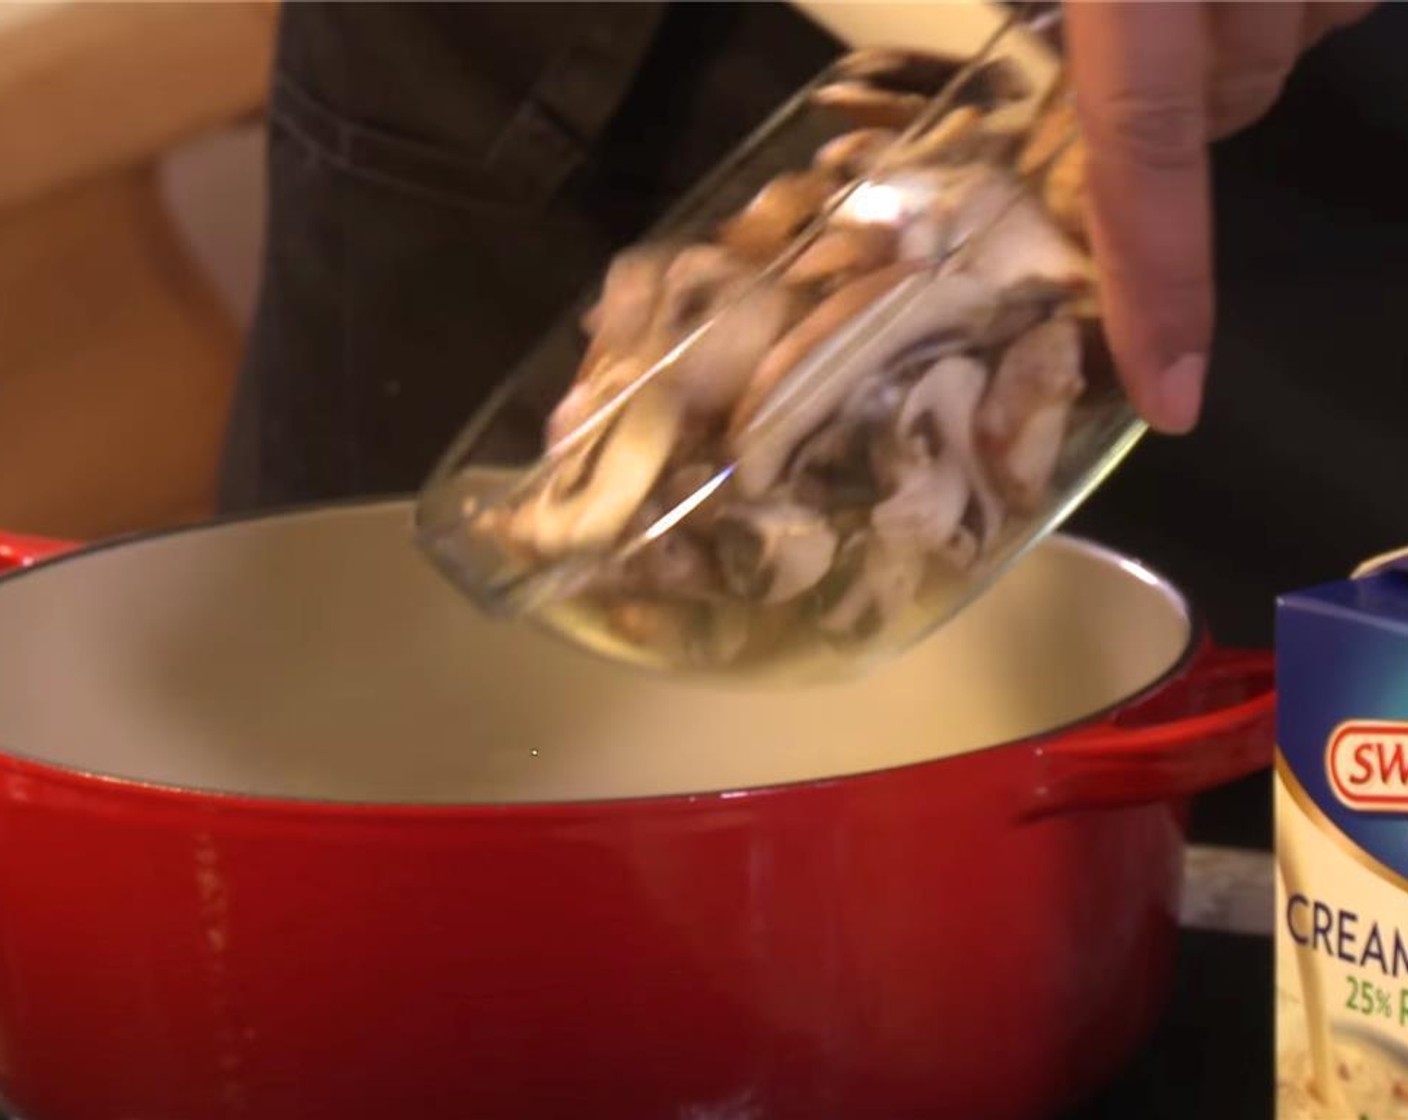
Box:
1302, 1, 1377, 49
1065, 1, 1213, 434
1206, 2, 1303, 140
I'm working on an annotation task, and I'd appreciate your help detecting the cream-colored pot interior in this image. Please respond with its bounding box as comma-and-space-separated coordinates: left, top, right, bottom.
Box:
0, 503, 1190, 804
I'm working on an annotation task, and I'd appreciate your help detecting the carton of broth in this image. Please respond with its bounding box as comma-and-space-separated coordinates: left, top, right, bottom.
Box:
1277, 555, 1408, 1119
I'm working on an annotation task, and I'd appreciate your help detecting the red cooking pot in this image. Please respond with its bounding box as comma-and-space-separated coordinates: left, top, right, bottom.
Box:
0, 501, 1269, 1120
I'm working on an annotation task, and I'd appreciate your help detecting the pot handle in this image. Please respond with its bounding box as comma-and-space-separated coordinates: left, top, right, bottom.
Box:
1024, 646, 1274, 819
0, 532, 80, 573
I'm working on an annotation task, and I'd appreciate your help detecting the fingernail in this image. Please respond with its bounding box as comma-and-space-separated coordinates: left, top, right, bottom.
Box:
1155, 353, 1206, 434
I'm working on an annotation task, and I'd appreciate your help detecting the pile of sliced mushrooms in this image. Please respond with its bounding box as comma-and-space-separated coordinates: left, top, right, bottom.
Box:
473, 47, 1106, 673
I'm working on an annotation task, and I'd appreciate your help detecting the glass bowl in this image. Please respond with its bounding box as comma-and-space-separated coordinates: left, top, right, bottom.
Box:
415, 7, 1145, 686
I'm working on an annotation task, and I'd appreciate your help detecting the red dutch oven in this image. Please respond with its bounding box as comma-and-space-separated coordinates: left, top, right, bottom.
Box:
0, 501, 1269, 1120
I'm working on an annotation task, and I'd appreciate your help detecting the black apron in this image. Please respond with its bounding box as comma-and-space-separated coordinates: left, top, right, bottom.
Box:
218, 0, 837, 511
222, 1, 1408, 847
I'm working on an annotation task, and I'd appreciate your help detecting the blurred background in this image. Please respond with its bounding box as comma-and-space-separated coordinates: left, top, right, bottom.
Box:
0, 1, 273, 539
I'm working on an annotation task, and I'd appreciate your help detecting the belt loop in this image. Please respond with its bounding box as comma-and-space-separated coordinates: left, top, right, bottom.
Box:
482, 3, 665, 205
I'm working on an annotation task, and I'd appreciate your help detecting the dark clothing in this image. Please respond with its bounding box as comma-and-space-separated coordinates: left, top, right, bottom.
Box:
223, 1, 1408, 849
218, 1, 836, 510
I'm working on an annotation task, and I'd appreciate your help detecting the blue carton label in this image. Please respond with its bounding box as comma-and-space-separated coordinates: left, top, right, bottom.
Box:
1277, 571, 1408, 1119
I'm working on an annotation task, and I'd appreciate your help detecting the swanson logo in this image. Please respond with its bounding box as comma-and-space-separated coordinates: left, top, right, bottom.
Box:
1328, 721, 1408, 811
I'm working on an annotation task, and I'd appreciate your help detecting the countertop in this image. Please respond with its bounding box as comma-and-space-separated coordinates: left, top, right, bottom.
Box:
1068, 842, 1275, 1120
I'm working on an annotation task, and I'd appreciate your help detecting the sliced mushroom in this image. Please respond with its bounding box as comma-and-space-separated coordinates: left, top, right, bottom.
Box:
813, 128, 898, 176
811, 81, 928, 129
858, 267, 1002, 381
832, 47, 965, 95
833, 49, 1031, 108
731, 269, 999, 499
788, 413, 889, 512
631, 245, 796, 419
840, 371, 910, 425
935, 164, 1026, 256
781, 224, 898, 287
976, 316, 1084, 512
605, 597, 691, 658
704, 600, 754, 666
673, 413, 723, 469
813, 532, 926, 643
971, 91, 1049, 162
794, 374, 913, 503
871, 454, 971, 557
649, 245, 751, 338
790, 426, 874, 511
874, 163, 1013, 264
647, 534, 721, 599
887, 105, 985, 167
973, 277, 1078, 351
658, 462, 726, 518
580, 532, 713, 604
589, 493, 723, 600
961, 56, 1035, 107
960, 189, 1092, 293
469, 503, 538, 571
519, 381, 684, 556
714, 502, 839, 604
604, 596, 750, 669
545, 353, 648, 451
554, 246, 734, 448
728, 260, 920, 444
896, 211, 951, 265
938, 520, 981, 571
718, 170, 839, 260
1017, 87, 1076, 179
545, 378, 600, 453
893, 353, 1005, 554
578, 245, 676, 378
1040, 139, 1088, 246
878, 322, 971, 382
667, 284, 796, 419
1011, 85, 1088, 246
831, 165, 970, 231
807, 530, 866, 614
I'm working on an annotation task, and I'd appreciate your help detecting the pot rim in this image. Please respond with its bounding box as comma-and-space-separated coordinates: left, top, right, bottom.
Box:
0, 496, 1204, 819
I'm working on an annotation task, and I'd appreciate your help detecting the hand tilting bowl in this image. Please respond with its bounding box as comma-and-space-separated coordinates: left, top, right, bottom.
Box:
0, 503, 1268, 1120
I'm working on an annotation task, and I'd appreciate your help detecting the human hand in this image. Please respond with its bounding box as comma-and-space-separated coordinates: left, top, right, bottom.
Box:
1064, 1, 1375, 433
